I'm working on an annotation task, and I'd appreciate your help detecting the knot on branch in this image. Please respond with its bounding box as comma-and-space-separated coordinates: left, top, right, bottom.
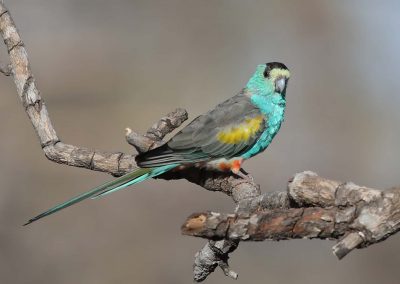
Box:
0, 62, 11, 76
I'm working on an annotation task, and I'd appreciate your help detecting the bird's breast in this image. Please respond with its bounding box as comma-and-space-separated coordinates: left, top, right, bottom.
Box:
241, 105, 285, 159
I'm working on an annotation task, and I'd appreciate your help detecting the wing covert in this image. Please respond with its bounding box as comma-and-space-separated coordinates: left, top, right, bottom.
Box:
136, 92, 266, 167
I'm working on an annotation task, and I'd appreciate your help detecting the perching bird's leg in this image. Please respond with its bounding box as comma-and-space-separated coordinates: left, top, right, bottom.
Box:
230, 159, 253, 182
234, 167, 254, 183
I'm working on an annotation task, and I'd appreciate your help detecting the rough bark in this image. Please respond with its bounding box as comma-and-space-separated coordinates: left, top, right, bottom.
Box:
0, 2, 253, 280
1, 2, 399, 282
183, 171, 400, 259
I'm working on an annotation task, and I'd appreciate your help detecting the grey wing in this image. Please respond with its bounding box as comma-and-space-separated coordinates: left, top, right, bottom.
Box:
136, 92, 265, 167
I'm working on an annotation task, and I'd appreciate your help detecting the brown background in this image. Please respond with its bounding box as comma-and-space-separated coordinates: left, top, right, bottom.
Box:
1, 1, 400, 283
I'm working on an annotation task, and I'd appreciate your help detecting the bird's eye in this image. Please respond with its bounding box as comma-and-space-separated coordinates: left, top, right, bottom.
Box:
263, 66, 272, 78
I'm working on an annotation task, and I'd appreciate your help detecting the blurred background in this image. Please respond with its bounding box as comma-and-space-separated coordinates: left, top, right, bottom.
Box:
1, 0, 400, 283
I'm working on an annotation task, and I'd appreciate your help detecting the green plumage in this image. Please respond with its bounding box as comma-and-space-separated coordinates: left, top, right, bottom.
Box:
24, 168, 154, 225
25, 62, 290, 225
136, 92, 265, 167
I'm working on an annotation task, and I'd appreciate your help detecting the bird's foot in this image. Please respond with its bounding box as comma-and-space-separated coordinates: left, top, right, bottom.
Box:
232, 167, 254, 183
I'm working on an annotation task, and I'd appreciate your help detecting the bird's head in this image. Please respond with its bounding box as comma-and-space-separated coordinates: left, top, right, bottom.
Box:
246, 62, 290, 97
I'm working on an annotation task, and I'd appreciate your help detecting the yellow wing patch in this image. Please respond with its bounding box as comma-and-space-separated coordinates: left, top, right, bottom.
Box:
217, 115, 264, 144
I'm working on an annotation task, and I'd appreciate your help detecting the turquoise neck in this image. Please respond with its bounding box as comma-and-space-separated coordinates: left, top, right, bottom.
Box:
246, 65, 274, 96
241, 66, 286, 159
241, 94, 285, 160
249, 93, 285, 115
245, 65, 286, 115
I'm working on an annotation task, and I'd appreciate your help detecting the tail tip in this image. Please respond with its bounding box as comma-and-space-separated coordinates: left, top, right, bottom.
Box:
23, 220, 32, 226
23, 216, 40, 226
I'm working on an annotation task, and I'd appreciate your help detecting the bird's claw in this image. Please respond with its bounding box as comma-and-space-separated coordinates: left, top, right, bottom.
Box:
233, 168, 254, 183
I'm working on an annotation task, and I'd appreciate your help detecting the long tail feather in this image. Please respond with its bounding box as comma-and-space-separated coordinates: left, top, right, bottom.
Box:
24, 164, 177, 226
91, 164, 177, 198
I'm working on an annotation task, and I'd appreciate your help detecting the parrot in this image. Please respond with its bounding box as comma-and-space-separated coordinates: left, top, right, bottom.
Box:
24, 62, 290, 225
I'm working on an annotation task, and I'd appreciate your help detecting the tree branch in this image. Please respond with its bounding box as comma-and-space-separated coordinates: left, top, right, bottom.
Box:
0, 2, 256, 280
0, 3, 139, 176
125, 108, 188, 153
1, 2, 399, 282
183, 171, 400, 260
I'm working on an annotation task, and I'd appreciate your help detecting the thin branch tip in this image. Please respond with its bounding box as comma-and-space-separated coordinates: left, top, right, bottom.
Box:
125, 127, 132, 135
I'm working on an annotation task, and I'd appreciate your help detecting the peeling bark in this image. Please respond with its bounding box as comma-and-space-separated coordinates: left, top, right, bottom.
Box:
183, 172, 400, 260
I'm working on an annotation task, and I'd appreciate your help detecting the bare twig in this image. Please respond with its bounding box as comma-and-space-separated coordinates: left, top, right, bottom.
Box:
0, 3, 136, 176
125, 108, 188, 153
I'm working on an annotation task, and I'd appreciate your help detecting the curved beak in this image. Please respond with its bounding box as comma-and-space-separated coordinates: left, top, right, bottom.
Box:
275, 77, 286, 94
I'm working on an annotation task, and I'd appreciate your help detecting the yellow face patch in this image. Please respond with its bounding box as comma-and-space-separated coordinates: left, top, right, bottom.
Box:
269, 68, 291, 81
217, 116, 264, 144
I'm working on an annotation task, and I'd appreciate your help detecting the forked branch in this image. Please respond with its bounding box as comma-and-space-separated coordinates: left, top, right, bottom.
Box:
1, 2, 399, 282
183, 172, 400, 260
0, 2, 254, 280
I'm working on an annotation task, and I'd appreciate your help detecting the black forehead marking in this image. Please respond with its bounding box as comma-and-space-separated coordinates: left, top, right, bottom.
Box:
263, 62, 289, 78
